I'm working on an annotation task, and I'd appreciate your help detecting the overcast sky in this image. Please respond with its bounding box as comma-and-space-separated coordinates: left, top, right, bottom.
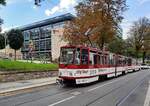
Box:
0, 0, 150, 39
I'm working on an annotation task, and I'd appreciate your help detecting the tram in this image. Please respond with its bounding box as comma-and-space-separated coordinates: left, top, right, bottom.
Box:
57, 45, 141, 85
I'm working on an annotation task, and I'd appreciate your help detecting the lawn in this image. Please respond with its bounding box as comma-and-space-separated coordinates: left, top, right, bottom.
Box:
0, 60, 58, 72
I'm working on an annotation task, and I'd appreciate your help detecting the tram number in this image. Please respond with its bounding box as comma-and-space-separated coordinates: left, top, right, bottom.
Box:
90, 70, 97, 75
98, 69, 105, 72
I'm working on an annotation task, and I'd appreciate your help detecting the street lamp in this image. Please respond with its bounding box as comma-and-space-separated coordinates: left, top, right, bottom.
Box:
84, 28, 93, 47
35, 0, 43, 6
4, 32, 7, 57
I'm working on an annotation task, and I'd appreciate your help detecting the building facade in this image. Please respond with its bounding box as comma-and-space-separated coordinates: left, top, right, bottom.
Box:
20, 13, 74, 61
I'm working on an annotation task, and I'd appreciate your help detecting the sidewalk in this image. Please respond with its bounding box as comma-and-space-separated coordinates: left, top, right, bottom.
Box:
0, 77, 57, 95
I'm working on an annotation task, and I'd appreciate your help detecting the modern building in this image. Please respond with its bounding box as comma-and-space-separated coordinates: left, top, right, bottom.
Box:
20, 13, 74, 61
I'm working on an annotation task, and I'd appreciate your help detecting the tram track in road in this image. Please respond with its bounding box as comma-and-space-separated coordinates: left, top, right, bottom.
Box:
0, 70, 148, 106
18, 71, 147, 106
15, 89, 75, 106
115, 77, 147, 106
45, 71, 148, 106
84, 71, 149, 106
0, 84, 75, 106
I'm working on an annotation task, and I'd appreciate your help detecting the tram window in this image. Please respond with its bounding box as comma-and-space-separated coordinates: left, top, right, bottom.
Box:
102, 56, 104, 65
109, 54, 114, 66
97, 55, 100, 64
81, 49, 88, 65
106, 55, 108, 65
128, 58, 132, 66
104, 56, 107, 65
94, 55, 97, 65
89, 51, 97, 65
109, 58, 113, 65
75, 48, 80, 65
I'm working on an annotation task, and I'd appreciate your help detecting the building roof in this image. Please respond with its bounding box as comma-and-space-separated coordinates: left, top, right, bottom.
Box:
19, 13, 74, 31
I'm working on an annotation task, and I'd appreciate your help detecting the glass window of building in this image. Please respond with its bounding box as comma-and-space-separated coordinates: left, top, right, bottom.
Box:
23, 41, 29, 50
23, 31, 30, 41
40, 40, 46, 50
45, 39, 51, 50
34, 41, 39, 51
40, 25, 51, 38
30, 28, 40, 40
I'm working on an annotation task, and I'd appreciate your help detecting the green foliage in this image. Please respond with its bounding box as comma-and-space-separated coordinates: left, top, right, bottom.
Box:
108, 38, 126, 55
0, 18, 3, 26
127, 17, 150, 61
0, 0, 6, 32
0, 60, 58, 71
7, 29, 24, 51
0, 0, 6, 5
63, 0, 127, 50
0, 34, 5, 49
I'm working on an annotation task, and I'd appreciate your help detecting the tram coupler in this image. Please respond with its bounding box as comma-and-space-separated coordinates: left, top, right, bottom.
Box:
56, 78, 65, 87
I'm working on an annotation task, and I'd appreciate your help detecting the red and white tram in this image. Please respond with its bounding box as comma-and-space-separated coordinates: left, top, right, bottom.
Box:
57, 45, 141, 85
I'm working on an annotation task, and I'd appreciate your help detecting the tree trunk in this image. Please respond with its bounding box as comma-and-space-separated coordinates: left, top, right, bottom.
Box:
14, 50, 16, 61
101, 41, 104, 51
135, 50, 139, 65
142, 51, 146, 64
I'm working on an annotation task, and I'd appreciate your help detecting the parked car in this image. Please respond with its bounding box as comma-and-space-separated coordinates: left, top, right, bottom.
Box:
141, 64, 150, 69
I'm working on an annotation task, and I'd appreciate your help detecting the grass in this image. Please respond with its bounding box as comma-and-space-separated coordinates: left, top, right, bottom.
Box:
0, 60, 58, 72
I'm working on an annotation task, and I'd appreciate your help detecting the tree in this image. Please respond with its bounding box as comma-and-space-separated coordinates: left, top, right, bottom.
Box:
0, 18, 3, 32
108, 37, 126, 55
63, 0, 127, 50
0, 33, 5, 49
127, 17, 150, 63
0, 0, 6, 5
142, 29, 150, 63
0, 0, 6, 32
7, 29, 24, 60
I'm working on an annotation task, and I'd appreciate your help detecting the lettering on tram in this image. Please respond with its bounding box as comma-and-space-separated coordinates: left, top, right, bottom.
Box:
57, 45, 141, 85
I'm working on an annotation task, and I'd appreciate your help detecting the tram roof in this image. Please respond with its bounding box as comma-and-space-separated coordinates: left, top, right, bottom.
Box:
61, 45, 132, 59
61, 45, 110, 54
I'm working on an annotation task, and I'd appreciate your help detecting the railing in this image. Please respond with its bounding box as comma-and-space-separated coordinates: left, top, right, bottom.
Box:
0, 52, 22, 60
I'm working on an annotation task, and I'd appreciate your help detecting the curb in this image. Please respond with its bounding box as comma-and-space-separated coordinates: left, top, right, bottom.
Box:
0, 79, 56, 95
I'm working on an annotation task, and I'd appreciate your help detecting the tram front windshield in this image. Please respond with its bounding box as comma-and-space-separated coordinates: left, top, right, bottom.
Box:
60, 48, 75, 64
60, 48, 81, 65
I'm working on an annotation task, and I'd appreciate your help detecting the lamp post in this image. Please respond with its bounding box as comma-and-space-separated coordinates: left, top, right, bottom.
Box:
4, 32, 7, 57
85, 28, 93, 47
28, 40, 34, 63
35, 0, 44, 6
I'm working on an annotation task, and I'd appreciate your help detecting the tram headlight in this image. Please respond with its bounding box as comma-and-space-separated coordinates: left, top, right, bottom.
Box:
59, 72, 62, 76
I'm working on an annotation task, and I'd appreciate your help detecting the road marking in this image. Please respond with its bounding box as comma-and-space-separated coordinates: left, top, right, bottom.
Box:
70, 91, 81, 95
117, 79, 145, 106
48, 96, 75, 106
87, 71, 144, 92
87, 79, 119, 92
144, 81, 150, 106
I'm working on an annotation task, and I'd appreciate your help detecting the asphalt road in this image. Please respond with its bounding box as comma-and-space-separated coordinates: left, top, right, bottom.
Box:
0, 69, 150, 106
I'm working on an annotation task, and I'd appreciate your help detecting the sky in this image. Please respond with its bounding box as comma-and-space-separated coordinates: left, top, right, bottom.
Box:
0, 0, 150, 39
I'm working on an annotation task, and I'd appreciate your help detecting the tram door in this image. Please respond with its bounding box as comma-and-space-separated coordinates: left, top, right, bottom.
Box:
81, 49, 89, 65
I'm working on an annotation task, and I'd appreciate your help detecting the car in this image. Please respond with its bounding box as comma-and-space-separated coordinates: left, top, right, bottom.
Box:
141, 64, 150, 69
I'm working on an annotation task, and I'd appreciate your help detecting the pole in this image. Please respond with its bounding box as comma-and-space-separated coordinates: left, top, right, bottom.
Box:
4, 32, 7, 57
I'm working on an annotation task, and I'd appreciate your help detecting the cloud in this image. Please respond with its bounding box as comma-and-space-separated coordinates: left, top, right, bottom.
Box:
1, 25, 18, 33
45, 0, 77, 16
137, 0, 150, 5
146, 14, 150, 19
